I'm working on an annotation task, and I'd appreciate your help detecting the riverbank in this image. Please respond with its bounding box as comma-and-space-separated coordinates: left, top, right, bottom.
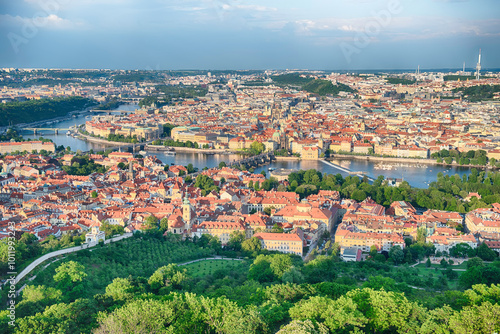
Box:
275, 156, 301, 161
331, 155, 438, 165
147, 145, 229, 154
330, 154, 498, 170
76, 129, 131, 147
3, 107, 95, 133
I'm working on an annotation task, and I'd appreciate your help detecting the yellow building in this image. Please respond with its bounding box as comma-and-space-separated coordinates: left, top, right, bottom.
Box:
465, 204, 500, 234
274, 203, 336, 232
228, 137, 246, 150
0, 141, 55, 154
329, 142, 342, 153
335, 229, 406, 252
173, 131, 196, 143
340, 141, 352, 153
198, 221, 246, 245
352, 143, 372, 154
301, 146, 321, 160
374, 144, 394, 156
254, 231, 304, 256
487, 149, 500, 160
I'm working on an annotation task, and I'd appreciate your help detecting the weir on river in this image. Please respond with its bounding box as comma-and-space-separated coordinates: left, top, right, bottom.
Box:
320, 159, 375, 182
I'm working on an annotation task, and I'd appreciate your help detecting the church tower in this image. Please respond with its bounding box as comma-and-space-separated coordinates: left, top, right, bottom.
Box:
127, 160, 135, 180
182, 195, 194, 228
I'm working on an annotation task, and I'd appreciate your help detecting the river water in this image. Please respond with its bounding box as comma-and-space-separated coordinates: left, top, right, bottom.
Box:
20, 104, 471, 189
21, 104, 138, 152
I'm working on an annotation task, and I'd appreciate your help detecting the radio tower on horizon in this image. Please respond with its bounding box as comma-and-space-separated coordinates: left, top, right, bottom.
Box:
475, 49, 482, 80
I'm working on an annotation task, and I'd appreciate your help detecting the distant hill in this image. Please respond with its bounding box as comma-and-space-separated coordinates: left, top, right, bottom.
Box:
0, 96, 97, 126
385, 78, 416, 85
271, 74, 356, 96
270, 73, 315, 86
453, 84, 500, 102
302, 79, 356, 96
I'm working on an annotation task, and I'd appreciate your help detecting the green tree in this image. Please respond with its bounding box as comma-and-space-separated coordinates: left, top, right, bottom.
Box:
460, 264, 500, 289
281, 266, 305, 284
226, 231, 245, 252
159, 218, 169, 232
303, 255, 337, 283
466, 257, 484, 270
144, 215, 159, 230
450, 243, 475, 258
269, 254, 294, 279
16, 285, 63, 318
100, 221, 125, 237
254, 181, 260, 191
389, 246, 404, 265
250, 141, 265, 155
476, 242, 497, 261
94, 298, 181, 334
362, 275, 398, 292
445, 268, 458, 280
105, 277, 136, 302
53, 261, 87, 301
248, 255, 276, 283
276, 319, 329, 334
195, 174, 217, 194
148, 264, 189, 293
417, 228, 427, 244
242, 237, 262, 253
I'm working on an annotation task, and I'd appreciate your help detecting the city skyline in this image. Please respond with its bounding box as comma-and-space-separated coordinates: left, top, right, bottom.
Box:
1, 0, 500, 70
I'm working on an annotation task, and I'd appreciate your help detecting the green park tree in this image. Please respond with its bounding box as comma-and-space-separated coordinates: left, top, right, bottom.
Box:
53, 261, 87, 301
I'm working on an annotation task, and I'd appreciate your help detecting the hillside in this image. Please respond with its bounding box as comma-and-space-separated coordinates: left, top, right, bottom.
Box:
0, 96, 97, 126
271, 74, 356, 96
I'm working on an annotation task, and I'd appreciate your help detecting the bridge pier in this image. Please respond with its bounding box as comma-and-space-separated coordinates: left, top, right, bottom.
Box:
54, 128, 58, 135
33, 129, 37, 135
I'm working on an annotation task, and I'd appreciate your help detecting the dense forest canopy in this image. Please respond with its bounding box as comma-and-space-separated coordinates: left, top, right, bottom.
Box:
453, 84, 500, 102
0, 97, 97, 126
2, 231, 500, 333
270, 74, 356, 96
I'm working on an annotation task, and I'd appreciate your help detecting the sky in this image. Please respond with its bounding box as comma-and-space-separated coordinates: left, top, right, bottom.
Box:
1, 0, 499, 70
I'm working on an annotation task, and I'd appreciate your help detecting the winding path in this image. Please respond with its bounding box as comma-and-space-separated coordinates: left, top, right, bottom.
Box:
178, 256, 243, 266
14, 233, 132, 285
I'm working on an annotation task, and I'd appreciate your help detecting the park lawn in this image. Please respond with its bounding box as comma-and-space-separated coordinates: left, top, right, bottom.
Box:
183, 259, 249, 278
414, 261, 468, 270
413, 263, 466, 290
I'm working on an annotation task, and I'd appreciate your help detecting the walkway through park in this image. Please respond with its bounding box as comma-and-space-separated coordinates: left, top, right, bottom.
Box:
14, 233, 132, 286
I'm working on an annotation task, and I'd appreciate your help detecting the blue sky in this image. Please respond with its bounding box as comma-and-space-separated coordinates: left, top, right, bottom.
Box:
1, 0, 499, 70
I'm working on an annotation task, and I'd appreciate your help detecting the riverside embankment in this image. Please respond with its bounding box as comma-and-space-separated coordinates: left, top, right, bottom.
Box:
331, 154, 498, 170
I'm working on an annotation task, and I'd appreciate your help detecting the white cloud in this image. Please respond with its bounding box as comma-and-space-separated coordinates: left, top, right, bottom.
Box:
0, 13, 84, 30
277, 15, 500, 41
233, 4, 277, 12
